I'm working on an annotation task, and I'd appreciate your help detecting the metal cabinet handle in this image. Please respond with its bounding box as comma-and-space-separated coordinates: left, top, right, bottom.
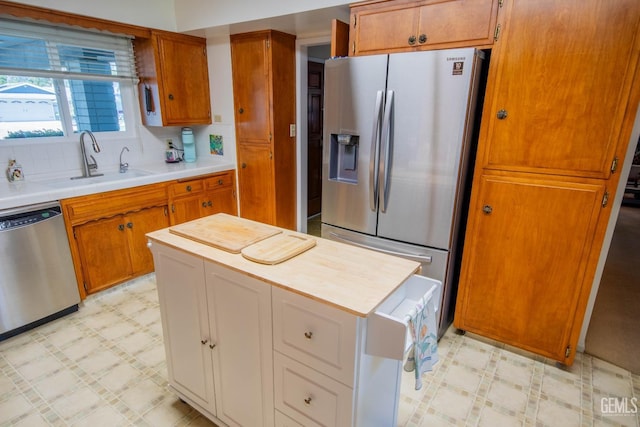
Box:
186, 185, 192, 191
238, 107, 244, 114
408, 35, 416, 45
304, 331, 313, 339
483, 205, 493, 214
418, 34, 427, 44
304, 397, 312, 405
202, 201, 208, 208
118, 224, 125, 231
217, 179, 223, 185
207, 201, 212, 207
126, 222, 133, 228
209, 343, 216, 349
168, 94, 174, 100
241, 163, 247, 169
201, 339, 208, 345
497, 109, 508, 120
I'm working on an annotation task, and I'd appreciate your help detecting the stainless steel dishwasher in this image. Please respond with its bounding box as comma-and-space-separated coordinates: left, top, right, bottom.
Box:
0, 201, 80, 341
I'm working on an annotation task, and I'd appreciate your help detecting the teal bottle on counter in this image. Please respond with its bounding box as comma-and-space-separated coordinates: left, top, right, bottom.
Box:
182, 127, 196, 162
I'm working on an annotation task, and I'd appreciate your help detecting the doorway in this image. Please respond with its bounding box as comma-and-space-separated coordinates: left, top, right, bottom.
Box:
584, 138, 640, 374
307, 60, 324, 218
302, 43, 330, 237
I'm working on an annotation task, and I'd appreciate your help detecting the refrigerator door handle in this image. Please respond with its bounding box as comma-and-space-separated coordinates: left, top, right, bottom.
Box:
379, 90, 394, 213
327, 231, 433, 264
369, 90, 384, 211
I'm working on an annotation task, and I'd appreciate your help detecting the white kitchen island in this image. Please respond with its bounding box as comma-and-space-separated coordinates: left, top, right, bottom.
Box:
147, 214, 437, 427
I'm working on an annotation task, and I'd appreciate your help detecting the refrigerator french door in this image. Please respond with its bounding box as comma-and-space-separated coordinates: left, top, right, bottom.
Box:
321, 48, 483, 338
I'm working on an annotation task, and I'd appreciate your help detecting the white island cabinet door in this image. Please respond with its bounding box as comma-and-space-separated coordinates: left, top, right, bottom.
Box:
205, 261, 275, 427
151, 243, 216, 413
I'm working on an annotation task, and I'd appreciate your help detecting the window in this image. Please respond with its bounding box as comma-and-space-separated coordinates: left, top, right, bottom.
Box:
0, 19, 138, 140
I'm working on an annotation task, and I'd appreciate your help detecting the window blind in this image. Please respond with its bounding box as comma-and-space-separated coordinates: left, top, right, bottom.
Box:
0, 18, 137, 82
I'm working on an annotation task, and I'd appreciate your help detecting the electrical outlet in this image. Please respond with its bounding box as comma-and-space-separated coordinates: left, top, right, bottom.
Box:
166, 138, 173, 149
289, 124, 296, 137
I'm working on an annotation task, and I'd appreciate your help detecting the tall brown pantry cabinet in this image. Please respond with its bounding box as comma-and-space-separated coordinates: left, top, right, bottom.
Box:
454, 0, 640, 364
231, 30, 297, 230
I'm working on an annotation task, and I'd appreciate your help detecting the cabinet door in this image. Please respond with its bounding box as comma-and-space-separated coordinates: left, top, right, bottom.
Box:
204, 172, 238, 216
74, 216, 132, 295
170, 194, 205, 225
126, 206, 169, 274
454, 174, 606, 361
417, 0, 498, 47
237, 143, 275, 225
352, 0, 498, 55
480, 0, 640, 178
152, 244, 216, 413
352, 5, 419, 54
206, 187, 237, 216
205, 262, 274, 427
231, 34, 271, 143
156, 33, 211, 125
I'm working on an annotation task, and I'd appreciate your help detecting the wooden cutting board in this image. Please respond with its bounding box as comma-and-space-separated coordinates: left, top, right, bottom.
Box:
241, 233, 316, 265
169, 213, 281, 253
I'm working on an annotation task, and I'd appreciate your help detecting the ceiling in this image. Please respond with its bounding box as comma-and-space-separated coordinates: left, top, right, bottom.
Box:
194, 5, 350, 39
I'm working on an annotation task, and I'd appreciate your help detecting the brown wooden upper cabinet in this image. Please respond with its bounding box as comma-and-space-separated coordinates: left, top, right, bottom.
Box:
134, 30, 212, 126
231, 30, 297, 230
478, 0, 640, 179
349, 0, 501, 56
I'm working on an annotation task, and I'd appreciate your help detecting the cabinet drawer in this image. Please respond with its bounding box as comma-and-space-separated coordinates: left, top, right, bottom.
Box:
275, 410, 304, 427
272, 287, 357, 385
62, 182, 168, 225
168, 180, 204, 197
204, 171, 234, 190
274, 352, 353, 427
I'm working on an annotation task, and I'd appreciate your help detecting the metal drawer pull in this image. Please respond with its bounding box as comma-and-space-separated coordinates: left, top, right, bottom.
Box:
209, 343, 216, 349
201, 339, 208, 345
186, 185, 192, 191
304, 396, 312, 405
304, 331, 313, 339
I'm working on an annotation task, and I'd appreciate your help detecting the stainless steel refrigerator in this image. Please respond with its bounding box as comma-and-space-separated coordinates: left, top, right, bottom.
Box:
321, 48, 484, 338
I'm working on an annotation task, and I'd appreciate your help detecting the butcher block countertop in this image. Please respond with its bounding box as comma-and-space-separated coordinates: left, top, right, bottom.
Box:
146, 214, 421, 317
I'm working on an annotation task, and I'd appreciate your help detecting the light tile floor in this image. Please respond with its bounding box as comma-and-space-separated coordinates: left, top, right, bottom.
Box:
1, 274, 638, 427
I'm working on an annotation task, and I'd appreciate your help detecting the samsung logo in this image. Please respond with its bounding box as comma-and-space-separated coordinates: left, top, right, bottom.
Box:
447, 57, 466, 61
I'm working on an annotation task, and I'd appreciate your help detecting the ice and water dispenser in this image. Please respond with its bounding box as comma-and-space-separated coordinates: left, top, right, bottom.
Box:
329, 133, 359, 183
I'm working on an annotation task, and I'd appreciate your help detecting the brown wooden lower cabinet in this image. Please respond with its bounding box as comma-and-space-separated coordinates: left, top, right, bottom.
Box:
75, 206, 168, 295
62, 170, 237, 298
454, 173, 606, 363
168, 170, 237, 225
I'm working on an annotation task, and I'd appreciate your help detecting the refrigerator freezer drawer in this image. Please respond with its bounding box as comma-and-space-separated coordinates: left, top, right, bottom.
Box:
366, 275, 441, 360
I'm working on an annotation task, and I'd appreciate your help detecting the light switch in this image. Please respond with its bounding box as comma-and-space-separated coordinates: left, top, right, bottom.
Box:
289, 124, 296, 137
214, 114, 222, 123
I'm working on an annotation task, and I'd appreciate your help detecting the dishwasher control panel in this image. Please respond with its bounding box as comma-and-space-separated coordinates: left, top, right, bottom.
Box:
0, 207, 60, 230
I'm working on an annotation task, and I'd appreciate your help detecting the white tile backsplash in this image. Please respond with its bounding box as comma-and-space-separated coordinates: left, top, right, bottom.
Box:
0, 124, 228, 182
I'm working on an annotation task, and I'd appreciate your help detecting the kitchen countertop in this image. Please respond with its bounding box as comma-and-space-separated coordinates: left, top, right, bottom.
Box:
0, 157, 236, 210
147, 215, 421, 317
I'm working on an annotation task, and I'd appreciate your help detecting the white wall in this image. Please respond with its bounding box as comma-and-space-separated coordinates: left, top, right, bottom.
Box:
5, 0, 177, 30
174, 0, 349, 32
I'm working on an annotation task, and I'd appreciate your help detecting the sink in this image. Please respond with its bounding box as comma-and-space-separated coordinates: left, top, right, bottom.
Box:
42, 169, 153, 188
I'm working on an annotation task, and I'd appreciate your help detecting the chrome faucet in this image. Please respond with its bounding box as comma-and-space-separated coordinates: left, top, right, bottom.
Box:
73, 130, 103, 179
119, 146, 129, 173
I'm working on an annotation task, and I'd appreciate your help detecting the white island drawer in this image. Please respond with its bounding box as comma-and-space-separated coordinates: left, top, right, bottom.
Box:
366, 275, 441, 360
272, 287, 357, 385
274, 352, 353, 427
